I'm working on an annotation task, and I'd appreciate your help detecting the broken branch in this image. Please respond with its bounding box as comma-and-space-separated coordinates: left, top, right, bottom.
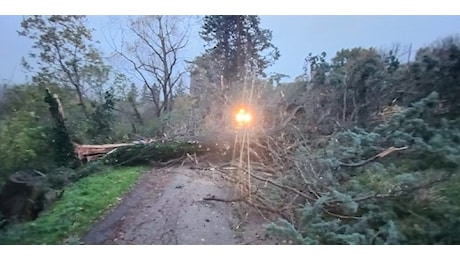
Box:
339, 146, 408, 167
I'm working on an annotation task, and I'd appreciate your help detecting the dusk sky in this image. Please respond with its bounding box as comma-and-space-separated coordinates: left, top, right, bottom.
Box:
1, 15, 460, 85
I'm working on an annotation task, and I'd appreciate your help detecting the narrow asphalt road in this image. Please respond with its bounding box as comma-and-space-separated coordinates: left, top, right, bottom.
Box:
82, 167, 278, 245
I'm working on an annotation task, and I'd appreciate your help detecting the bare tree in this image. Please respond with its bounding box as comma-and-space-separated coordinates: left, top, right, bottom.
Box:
112, 15, 189, 117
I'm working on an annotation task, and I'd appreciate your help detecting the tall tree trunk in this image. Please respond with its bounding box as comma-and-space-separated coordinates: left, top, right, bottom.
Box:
342, 85, 348, 123
236, 16, 243, 81
129, 99, 144, 125
76, 87, 89, 118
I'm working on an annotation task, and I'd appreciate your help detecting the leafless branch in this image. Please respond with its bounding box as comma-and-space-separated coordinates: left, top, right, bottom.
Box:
112, 15, 189, 117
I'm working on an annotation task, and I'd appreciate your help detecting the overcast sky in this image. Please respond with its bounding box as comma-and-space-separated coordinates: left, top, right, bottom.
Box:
1, 15, 460, 85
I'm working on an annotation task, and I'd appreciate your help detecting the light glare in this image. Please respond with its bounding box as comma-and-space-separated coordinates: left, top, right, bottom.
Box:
235, 108, 252, 125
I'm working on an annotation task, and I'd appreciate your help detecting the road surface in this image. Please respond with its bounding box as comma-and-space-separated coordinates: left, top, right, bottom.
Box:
83, 166, 279, 245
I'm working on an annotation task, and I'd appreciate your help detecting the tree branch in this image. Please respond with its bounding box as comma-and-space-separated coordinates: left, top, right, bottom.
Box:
339, 146, 408, 167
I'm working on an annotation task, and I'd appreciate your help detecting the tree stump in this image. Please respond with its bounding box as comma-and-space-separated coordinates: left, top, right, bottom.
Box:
0, 170, 48, 222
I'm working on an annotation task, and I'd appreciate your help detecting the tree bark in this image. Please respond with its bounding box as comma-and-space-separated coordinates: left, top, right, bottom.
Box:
101, 138, 233, 166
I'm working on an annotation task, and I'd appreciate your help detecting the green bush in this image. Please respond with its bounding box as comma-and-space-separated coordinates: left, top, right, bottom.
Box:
0, 111, 54, 183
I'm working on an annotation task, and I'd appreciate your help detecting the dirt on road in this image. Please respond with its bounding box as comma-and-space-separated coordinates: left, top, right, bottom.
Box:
82, 166, 280, 245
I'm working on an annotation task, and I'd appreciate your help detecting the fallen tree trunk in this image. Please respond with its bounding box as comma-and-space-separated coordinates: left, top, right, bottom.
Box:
101, 139, 233, 166
73, 142, 134, 162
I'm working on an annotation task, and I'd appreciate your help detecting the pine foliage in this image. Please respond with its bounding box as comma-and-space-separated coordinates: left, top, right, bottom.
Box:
266, 91, 460, 244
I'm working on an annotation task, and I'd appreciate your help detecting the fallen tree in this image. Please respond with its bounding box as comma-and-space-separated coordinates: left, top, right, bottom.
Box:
73, 143, 133, 162
42, 88, 236, 165
100, 137, 234, 166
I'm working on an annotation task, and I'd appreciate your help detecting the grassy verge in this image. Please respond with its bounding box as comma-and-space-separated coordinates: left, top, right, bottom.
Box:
0, 166, 146, 245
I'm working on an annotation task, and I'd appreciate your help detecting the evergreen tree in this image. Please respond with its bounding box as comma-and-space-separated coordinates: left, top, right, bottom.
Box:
44, 89, 76, 167
266, 91, 460, 244
199, 15, 279, 84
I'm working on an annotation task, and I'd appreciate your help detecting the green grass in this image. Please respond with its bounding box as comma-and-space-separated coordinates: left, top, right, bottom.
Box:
0, 166, 146, 245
